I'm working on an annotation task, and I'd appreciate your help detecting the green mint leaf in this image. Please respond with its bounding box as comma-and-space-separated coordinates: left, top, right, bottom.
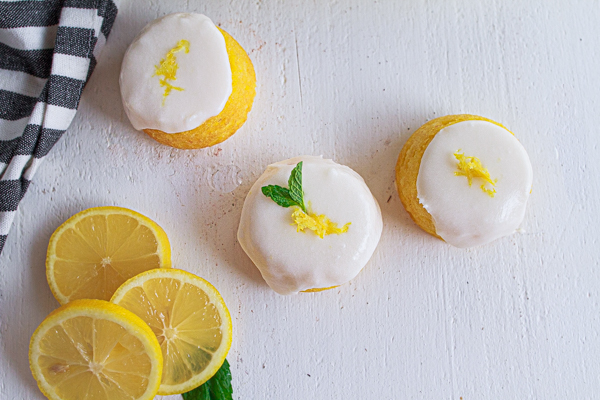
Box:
182, 384, 210, 400
288, 162, 306, 213
261, 162, 307, 213
261, 185, 300, 208
182, 359, 233, 400
209, 359, 233, 399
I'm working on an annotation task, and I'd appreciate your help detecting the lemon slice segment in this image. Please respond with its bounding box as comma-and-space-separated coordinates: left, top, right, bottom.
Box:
46, 206, 171, 304
29, 299, 163, 400
111, 269, 232, 395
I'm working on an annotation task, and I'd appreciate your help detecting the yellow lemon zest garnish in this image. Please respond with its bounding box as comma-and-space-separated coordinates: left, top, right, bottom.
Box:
454, 151, 497, 198
291, 208, 351, 239
480, 184, 497, 197
154, 39, 190, 105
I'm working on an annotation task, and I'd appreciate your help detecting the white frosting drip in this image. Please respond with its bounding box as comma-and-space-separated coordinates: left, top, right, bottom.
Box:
416, 120, 533, 248
120, 13, 232, 133
237, 156, 383, 295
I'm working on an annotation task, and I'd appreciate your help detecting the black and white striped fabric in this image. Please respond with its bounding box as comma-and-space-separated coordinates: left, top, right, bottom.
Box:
0, 0, 117, 253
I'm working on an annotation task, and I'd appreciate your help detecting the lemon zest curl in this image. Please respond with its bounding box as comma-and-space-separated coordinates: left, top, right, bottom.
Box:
154, 39, 190, 105
454, 151, 497, 198
291, 208, 351, 239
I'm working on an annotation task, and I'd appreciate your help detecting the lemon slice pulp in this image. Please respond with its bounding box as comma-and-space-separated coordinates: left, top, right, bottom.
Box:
46, 206, 171, 304
111, 268, 232, 395
29, 299, 163, 400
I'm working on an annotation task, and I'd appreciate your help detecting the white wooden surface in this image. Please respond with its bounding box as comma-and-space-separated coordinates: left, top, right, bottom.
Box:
2, 1, 600, 399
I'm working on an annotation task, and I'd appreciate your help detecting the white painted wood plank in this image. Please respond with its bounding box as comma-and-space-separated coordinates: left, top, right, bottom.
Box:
1, 1, 599, 399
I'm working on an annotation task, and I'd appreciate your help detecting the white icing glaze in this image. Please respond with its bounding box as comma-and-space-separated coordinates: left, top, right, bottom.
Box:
120, 13, 232, 133
237, 156, 383, 295
416, 120, 533, 248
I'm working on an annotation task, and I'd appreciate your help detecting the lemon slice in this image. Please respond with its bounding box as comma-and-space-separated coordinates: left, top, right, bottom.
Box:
29, 299, 163, 400
111, 269, 232, 395
46, 206, 171, 304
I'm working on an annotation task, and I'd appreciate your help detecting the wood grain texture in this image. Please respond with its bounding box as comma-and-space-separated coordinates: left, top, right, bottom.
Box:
1, 1, 599, 399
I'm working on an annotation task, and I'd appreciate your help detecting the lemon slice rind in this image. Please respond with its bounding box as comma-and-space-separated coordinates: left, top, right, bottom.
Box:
29, 299, 163, 400
110, 268, 232, 395
46, 206, 172, 305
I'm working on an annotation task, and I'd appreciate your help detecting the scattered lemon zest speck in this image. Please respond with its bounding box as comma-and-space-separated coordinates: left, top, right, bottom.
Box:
454, 151, 497, 198
154, 39, 190, 105
291, 208, 351, 239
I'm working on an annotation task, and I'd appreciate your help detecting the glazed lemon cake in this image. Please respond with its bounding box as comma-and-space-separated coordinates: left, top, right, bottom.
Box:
238, 156, 383, 295
396, 114, 533, 248
120, 13, 256, 149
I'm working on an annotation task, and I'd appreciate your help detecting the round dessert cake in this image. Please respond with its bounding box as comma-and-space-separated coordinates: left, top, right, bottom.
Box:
120, 13, 256, 149
238, 156, 383, 295
395, 114, 533, 248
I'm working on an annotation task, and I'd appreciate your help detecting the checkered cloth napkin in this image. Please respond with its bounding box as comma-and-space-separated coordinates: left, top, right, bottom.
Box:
0, 0, 117, 253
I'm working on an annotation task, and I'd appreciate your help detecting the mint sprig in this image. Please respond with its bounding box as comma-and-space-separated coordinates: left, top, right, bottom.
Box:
181, 359, 232, 400
261, 162, 307, 213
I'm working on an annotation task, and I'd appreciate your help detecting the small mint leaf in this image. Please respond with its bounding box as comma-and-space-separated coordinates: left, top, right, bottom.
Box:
261, 185, 299, 208
288, 162, 306, 213
209, 359, 233, 399
181, 359, 233, 400
182, 384, 209, 400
